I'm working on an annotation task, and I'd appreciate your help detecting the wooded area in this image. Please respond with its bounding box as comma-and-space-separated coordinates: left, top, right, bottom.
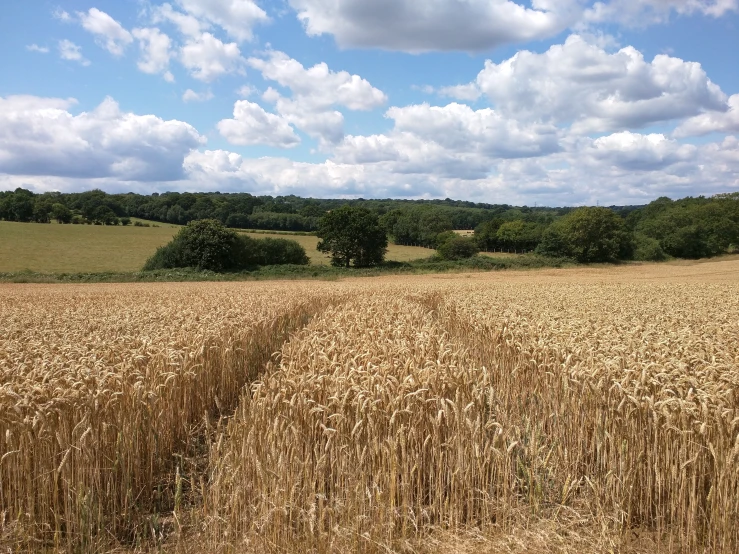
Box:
2, 188, 737, 261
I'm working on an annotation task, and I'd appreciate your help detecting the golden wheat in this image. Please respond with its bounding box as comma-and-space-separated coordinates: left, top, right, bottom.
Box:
1, 261, 738, 553
0, 282, 337, 550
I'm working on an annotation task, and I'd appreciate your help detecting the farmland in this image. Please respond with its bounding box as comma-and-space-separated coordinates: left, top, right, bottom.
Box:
1, 259, 738, 553
0, 221, 434, 272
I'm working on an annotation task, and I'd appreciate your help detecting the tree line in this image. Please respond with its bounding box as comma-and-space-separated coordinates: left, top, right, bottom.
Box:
0, 188, 574, 231
2, 187, 738, 263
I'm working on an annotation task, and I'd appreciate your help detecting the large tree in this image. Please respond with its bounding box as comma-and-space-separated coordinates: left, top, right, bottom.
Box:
537, 207, 633, 263
317, 206, 388, 267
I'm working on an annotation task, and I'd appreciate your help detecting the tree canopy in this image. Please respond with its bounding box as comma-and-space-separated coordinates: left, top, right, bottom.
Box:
317, 206, 388, 267
536, 207, 633, 263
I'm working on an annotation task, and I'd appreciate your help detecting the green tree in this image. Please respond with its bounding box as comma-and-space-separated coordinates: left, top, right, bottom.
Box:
495, 220, 544, 252
144, 219, 248, 271
536, 207, 633, 263
437, 236, 480, 260
317, 206, 388, 267
4, 188, 35, 222
474, 218, 504, 251
144, 219, 310, 271
51, 203, 73, 224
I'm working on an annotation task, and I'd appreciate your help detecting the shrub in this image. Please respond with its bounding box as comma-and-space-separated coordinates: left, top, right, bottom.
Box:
257, 238, 310, 266
144, 219, 310, 272
437, 236, 480, 260
634, 234, 668, 261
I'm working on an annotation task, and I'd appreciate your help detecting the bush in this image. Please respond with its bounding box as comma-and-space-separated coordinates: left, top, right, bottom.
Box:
434, 231, 458, 249
634, 234, 668, 261
437, 236, 480, 260
144, 219, 309, 272
257, 238, 310, 266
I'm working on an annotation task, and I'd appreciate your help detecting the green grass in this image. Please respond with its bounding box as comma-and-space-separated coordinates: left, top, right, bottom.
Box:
0, 221, 435, 272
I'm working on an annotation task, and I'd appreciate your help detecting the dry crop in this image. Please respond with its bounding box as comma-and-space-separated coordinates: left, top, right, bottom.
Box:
1, 262, 738, 553
0, 282, 336, 550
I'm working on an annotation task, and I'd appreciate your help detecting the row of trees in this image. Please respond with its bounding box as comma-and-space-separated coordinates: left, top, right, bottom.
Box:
320, 197, 739, 267
1, 188, 573, 232
3, 187, 738, 264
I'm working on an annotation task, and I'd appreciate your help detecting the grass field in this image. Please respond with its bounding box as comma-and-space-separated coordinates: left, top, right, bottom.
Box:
2, 259, 738, 553
0, 221, 434, 272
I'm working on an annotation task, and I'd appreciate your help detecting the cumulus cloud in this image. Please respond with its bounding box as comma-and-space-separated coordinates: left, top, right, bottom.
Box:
183, 149, 448, 197
180, 32, 245, 81
248, 51, 387, 111
0, 95, 204, 181
244, 51, 386, 145
288, 0, 582, 52
175, 0, 270, 42
132, 27, 175, 81
152, 3, 205, 37
78, 8, 133, 56
180, 134, 739, 204
456, 35, 727, 133
590, 131, 697, 170
332, 103, 561, 179
58, 40, 90, 66
674, 94, 739, 137
388, 103, 561, 159
217, 100, 301, 147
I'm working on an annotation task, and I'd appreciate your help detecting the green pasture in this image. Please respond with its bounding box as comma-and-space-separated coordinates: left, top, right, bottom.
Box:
0, 221, 434, 272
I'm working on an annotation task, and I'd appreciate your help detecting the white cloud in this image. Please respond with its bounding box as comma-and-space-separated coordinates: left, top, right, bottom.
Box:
53, 8, 72, 22
438, 84, 482, 102
248, 51, 387, 111
183, 89, 215, 102
0, 95, 204, 181
462, 34, 727, 133
332, 103, 561, 179
175, 0, 270, 42
180, 32, 245, 81
133, 27, 174, 81
179, 132, 739, 203
272, 97, 345, 145
217, 100, 301, 147
674, 94, 739, 137
153, 3, 205, 37
236, 84, 256, 97
590, 131, 697, 170
58, 40, 90, 66
387, 103, 560, 157
247, 51, 386, 144
78, 8, 134, 56
288, 0, 582, 52
26, 44, 50, 54
586, 0, 738, 25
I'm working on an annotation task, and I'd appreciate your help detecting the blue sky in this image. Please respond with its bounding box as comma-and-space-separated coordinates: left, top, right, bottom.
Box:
1, 0, 738, 205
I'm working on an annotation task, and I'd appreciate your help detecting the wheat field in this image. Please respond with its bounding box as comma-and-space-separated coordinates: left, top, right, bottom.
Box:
1, 259, 738, 553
